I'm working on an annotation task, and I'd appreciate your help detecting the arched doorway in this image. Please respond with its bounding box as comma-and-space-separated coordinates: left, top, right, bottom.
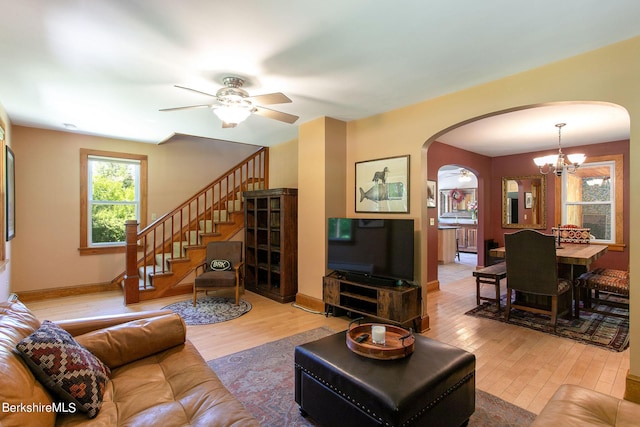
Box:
436, 165, 479, 285
422, 101, 630, 293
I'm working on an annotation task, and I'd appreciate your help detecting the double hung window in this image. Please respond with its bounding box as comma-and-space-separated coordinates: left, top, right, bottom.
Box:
80, 149, 147, 254
560, 155, 622, 246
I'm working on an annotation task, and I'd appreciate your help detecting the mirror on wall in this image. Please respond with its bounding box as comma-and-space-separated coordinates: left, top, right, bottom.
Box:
501, 175, 546, 229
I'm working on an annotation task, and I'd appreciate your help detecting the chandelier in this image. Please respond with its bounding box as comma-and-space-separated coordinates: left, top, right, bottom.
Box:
533, 123, 586, 176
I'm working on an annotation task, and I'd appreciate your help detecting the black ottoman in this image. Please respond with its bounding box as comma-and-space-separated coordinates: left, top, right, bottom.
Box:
294, 331, 475, 427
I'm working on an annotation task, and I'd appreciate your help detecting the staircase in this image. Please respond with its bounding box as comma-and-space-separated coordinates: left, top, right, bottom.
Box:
119, 148, 268, 304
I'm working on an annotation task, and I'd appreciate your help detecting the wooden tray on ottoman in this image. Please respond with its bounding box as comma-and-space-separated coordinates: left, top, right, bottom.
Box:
346, 323, 414, 360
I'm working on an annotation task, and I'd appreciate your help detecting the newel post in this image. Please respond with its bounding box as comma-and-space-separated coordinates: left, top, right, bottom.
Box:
124, 220, 140, 304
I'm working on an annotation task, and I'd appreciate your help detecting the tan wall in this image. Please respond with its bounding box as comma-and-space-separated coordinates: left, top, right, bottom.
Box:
298, 36, 640, 374
268, 138, 298, 188
324, 118, 347, 222
297, 117, 347, 299
10, 127, 259, 292
0, 103, 11, 301
298, 118, 328, 298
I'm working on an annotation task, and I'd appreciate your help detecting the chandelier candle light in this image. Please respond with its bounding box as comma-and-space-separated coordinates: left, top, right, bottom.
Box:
533, 123, 586, 176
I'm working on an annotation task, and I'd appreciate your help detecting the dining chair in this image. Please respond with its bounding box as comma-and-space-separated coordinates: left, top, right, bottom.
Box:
193, 241, 244, 306
504, 229, 572, 330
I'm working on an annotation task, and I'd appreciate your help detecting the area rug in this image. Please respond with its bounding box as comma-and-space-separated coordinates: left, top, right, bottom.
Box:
465, 297, 629, 352
161, 296, 251, 325
208, 327, 536, 427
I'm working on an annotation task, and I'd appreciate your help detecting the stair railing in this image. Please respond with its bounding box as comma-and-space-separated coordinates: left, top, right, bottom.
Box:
123, 147, 268, 304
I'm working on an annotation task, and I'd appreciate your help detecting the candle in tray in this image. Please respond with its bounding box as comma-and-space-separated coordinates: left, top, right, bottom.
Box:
371, 325, 386, 345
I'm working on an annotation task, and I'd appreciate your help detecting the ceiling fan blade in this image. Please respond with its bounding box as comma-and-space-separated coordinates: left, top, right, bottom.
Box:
254, 106, 299, 124
174, 85, 218, 98
159, 104, 211, 112
222, 121, 237, 129
249, 92, 292, 105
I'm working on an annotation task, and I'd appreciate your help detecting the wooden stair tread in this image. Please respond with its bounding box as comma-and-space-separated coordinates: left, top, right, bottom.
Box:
166, 257, 191, 265
199, 232, 222, 238
184, 244, 206, 250
148, 271, 173, 278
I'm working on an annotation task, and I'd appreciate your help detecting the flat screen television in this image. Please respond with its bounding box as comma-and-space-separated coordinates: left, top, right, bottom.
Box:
327, 218, 414, 285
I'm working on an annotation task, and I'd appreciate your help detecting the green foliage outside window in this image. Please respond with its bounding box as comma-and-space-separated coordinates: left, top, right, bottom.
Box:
328, 218, 354, 241
90, 160, 138, 244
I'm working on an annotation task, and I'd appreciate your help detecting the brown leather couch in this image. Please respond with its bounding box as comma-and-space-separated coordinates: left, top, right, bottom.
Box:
532, 384, 640, 426
0, 296, 259, 426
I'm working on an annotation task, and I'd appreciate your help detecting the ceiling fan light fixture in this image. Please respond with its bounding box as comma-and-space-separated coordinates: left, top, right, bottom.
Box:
162, 76, 299, 127
458, 169, 472, 182
213, 105, 252, 125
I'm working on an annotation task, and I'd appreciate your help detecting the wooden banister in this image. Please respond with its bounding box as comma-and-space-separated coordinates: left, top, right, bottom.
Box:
124, 220, 140, 304
122, 147, 268, 304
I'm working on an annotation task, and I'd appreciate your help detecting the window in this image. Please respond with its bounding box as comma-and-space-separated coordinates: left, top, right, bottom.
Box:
559, 154, 623, 247
80, 149, 147, 255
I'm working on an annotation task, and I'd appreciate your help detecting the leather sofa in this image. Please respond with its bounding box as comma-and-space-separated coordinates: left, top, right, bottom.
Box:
0, 296, 259, 426
532, 384, 640, 426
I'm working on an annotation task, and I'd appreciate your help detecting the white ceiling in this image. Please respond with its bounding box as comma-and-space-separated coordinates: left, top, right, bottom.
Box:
0, 1, 638, 154
438, 103, 630, 157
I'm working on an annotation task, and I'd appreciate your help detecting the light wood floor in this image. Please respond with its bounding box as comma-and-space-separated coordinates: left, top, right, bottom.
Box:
26, 275, 629, 416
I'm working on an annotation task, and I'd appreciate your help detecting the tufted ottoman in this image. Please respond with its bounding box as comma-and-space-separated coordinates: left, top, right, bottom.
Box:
294, 331, 475, 427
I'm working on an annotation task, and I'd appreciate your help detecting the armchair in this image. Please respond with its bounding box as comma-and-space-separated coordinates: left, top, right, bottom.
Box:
504, 229, 572, 330
194, 241, 244, 306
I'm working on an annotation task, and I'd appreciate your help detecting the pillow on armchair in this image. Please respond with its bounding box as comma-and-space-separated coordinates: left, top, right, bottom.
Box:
210, 259, 232, 271
16, 320, 111, 418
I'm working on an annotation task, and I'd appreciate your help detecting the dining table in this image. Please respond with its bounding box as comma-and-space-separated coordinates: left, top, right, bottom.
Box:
489, 243, 609, 316
489, 242, 608, 270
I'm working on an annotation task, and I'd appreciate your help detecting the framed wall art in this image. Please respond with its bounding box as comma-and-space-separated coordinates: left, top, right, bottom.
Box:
6, 145, 14, 241
525, 192, 533, 209
355, 155, 409, 213
426, 180, 437, 208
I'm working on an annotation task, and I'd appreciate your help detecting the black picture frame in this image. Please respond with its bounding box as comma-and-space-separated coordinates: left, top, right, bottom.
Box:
6, 146, 14, 241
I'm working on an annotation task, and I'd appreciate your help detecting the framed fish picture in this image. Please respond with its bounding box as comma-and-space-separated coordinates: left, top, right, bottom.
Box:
355, 155, 409, 213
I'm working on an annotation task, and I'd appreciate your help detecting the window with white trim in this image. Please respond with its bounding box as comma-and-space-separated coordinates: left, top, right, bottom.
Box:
80, 149, 147, 254
561, 160, 615, 243
88, 155, 140, 245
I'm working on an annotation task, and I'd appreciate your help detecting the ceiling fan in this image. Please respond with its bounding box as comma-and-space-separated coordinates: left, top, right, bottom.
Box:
160, 76, 299, 128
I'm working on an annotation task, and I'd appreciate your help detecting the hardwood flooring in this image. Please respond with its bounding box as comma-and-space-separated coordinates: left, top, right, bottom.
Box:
26, 266, 629, 416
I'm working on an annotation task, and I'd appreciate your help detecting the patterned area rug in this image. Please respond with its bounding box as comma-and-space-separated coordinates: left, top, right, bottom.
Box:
208, 327, 536, 427
465, 297, 629, 352
162, 296, 251, 325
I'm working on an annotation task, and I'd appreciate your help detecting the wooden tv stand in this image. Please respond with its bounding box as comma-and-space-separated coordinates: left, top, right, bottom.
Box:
323, 272, 421, 329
